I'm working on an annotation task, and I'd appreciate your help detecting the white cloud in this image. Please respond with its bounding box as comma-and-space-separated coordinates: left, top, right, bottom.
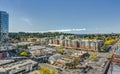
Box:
48, 28, 86, 32
25, 28, 86, 33
21, 17, 33, 25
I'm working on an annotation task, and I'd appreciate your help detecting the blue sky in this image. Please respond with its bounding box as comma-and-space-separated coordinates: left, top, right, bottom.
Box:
0, 0, 120, 34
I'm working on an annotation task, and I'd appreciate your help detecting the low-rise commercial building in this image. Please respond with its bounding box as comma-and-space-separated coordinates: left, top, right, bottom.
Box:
0, 59, 37, 74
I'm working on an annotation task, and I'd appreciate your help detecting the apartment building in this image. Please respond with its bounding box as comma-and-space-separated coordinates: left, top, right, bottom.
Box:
49, 38, 104, 51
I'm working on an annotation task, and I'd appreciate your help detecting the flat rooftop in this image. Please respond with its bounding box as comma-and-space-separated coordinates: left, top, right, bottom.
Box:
0, 59, 37, 72
0, 59, 14, 66
29, 45, 46, 50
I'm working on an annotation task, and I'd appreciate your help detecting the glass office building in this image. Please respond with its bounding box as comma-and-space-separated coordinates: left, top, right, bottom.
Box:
0, 11, 9, 51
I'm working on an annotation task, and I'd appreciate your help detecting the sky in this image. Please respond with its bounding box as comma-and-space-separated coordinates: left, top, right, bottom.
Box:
0, 0, 120, 34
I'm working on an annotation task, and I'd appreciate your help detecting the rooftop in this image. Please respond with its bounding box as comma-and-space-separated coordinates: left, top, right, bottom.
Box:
0, 59, 14, 66
0, 59, 37, 72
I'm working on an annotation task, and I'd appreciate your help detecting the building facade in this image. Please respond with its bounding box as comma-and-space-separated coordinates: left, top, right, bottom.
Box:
0, 11, 9, 51
49, 38, 104, 51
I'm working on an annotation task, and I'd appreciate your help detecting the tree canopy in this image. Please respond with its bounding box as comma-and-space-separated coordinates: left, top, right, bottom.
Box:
39, 66, 57, 74
20, 51, 28, 56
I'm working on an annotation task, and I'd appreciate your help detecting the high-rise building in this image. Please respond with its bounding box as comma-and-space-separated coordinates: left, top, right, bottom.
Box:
0, 11, 9, 51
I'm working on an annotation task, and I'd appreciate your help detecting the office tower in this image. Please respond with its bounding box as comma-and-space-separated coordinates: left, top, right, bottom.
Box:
0, 11, 9, 51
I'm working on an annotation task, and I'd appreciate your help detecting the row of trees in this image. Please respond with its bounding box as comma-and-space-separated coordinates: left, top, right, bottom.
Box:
83, 34, 120, 40
9, 32, 73, 40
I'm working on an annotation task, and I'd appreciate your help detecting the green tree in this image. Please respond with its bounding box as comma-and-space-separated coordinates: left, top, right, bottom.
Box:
39, 66, 57, 74
58, 49, 64, 55
89, 52, 97, 60
20, 51, 28, 56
